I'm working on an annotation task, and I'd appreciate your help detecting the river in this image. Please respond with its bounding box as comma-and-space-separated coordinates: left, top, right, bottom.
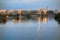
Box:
0, 15, 60, 40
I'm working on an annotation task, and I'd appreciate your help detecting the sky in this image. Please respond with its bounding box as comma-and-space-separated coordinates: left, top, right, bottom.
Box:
0, 0, 60, 10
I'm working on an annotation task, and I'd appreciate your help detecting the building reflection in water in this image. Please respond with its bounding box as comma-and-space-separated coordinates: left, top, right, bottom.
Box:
0, 15, 47, 24
12, 18, 27, 23
34, 16, 47, 40
12, 16, 47, 33
12, 16, 47, 23
13, 18, 19, 23
43, 16, 47, 24
0, 17, 7, 24
36, 16, 47, 32
37, 17, 41, 32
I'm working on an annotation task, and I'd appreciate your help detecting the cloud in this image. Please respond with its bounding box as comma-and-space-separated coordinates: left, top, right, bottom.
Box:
21, 0, 48, 3
6, 0, 39, 4
8, 0, 20, 3
6, 0, 48, 4
21, 0, 39, 3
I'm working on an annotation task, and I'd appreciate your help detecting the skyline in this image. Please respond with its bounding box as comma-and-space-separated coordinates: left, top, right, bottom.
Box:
0, 0, 60, 10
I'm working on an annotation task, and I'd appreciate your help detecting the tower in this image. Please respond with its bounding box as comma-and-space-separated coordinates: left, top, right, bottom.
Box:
46, 6, 48, 11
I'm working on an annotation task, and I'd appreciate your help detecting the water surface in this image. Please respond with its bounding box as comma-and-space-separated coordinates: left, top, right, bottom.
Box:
0, 16, 60, 40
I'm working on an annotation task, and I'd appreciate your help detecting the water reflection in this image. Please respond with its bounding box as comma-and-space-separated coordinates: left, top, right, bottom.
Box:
0, 15, 58, 24
0, 17, 7, 24
58, 21, 60, 24
0, 16, 48, 24
12, 16, 47, 23
54, 17, 60, 24
55, 19, 60, 24
54, 13, 60, 24
0, 15, 60, 40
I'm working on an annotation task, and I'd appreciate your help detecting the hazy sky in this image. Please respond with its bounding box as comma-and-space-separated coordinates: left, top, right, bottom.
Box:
0, 0, 60, 10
